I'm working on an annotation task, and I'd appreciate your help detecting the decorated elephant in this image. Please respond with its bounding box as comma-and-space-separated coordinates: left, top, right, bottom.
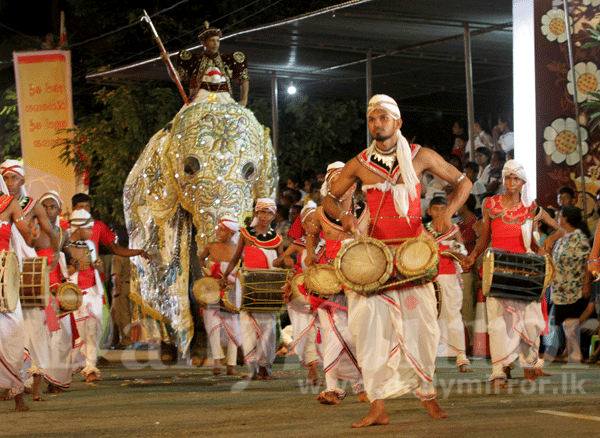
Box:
123, 93, 278, 354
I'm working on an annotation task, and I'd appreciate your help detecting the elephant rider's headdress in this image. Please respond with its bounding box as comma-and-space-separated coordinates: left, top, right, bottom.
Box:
199, 21, 222, 42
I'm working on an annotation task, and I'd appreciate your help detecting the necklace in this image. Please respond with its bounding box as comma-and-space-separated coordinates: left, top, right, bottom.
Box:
372, 145, 397, 168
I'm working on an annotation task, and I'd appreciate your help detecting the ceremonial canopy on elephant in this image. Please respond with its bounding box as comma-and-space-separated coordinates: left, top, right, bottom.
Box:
123, 23, 277, 355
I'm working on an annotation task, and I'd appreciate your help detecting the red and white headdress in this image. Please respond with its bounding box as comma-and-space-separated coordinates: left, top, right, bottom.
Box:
255, 198, 277, 214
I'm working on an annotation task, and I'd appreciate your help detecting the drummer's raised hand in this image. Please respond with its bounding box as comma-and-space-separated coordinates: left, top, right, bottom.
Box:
588, 259, 600, 278
431, 212, 452, 235
460, 255, 475, 271
340, 212, 359, 238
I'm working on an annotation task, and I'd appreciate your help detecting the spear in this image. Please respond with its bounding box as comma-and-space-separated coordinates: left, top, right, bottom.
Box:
141, 10, 189, 105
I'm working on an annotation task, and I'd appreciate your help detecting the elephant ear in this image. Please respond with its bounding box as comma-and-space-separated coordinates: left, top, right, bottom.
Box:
136, 129, 179, 226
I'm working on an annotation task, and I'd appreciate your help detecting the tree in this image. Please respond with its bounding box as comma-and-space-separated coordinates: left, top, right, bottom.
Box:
0, 86, 22, 159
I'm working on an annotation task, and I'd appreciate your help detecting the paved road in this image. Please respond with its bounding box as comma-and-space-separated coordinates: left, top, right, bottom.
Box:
3, 351, 600, 438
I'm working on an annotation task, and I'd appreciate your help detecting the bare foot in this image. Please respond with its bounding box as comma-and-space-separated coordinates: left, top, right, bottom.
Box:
213, 366, 222, 376
459, 364, 474, 373
14, 393, 29, 412
86, 372, 102, 383
524, 368, 551, 382
421, 399, 449, 419
307, 363, 320, 386
492, 378, 508, 389
33, 396, 45, 401
33, 375, 43, 401
258, 366, 276, 380
351, 399, 390, 427
502, 365, 513, 379
47, 384, 65, 394
317, 391, 340, 405
226, 366, 239, 376
357, 391, 369, 403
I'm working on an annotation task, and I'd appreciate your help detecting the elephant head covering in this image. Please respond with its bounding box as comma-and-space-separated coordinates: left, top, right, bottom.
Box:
365, 94, 419, 217
300, 200, 317, 224
320, 161, 345, 198
39, 190, 63, 227
218, 215, 240, 244
502, 160, 533, 208
69, 208, 94, 234
0, 159, 27, 198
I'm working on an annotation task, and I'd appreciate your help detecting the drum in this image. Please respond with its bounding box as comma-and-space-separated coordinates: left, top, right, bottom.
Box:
19, 257, 49, 308
394, 237, 439, 284
239, 268, 292, 312
305, 265, 342, 298
334, 237, 394, 295
0, 250, 20, 313
55, 282, 83, 316
482, 248, 555, 302
192, 277, 221, 308
289, 272, 309, 307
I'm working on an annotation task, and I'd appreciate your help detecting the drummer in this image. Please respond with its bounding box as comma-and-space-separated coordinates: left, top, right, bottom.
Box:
0, 178, 35, 412
322, 95, 471, 427
304, 162, 369, 405
197, 215, 242, 376
461, 160, 550, 388
273, 201, 323, 386
222, 198, 284, 380
1, 160, 60, 402
34, 191, 74, 394
424, 196, 471, 372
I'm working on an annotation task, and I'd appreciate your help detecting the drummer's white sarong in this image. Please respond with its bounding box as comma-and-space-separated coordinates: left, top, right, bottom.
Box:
317, 295, 363, 394
287, 303, 320, 366
204, 308, 242, 366
241, 311, 277, 371
72, 286, 104, 376
436, 274, 469, 365
347, 283, 439, 401
487, 296, 545, 379
22, 307, 49, 377
45, 315, 74, 388
0, 301, 25, 394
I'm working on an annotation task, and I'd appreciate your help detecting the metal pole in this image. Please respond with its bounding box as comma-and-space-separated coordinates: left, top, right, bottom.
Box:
563, 0, 587, 219
271, 72, 279, 154
366, 49, 372, 147
464, 22, 475, 160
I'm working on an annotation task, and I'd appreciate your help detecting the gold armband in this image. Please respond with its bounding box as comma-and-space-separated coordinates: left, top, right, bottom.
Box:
15, 216, 25, 223
455, 173, 466, 185
326, 190, 339, 202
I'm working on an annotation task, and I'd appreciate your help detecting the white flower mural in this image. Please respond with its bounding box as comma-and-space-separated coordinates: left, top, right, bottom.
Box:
567, 62, 600, 102
583, 0, 600, 7
543, 117, 588, 165
540, 8, 572, 44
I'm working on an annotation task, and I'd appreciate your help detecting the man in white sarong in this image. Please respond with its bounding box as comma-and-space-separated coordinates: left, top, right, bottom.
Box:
1, 160, 60, 402
323, 95, 471, 427
222, 199, 284, 379
0, 174, 35, 411
199, 216, 242, 375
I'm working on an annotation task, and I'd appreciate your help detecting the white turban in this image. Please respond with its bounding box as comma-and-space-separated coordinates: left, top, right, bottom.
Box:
365, 95, 419, 216
255, 198, 277, 214
502, 160, 533, 208
40, 190, 63, 227
300, 200, 317, 224
320, 161, 345, 198
218, 215, 240, 244
69, 208, 94, 234
0, 159, 27, 198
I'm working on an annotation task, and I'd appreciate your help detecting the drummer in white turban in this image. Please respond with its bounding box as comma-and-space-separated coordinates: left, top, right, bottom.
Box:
197, 215, 243, 376
222, 198, 284, 379
323, 94, 471, 427
462, 160, 549, 387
